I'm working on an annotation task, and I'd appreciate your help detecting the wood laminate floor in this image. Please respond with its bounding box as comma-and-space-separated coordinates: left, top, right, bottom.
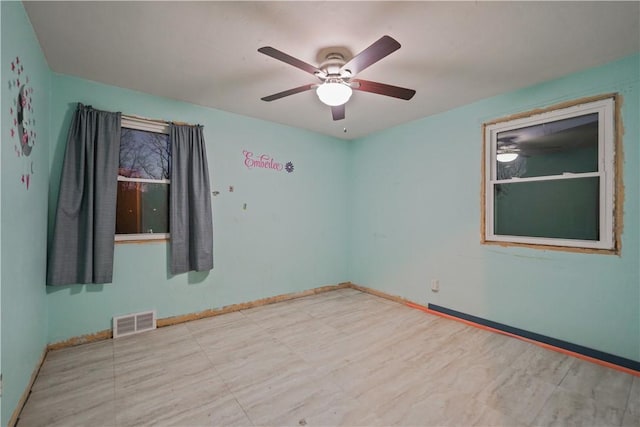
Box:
17, 288, 640, 426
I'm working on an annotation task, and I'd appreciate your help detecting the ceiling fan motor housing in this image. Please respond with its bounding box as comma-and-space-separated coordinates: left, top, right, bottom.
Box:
320, 53, 351, 79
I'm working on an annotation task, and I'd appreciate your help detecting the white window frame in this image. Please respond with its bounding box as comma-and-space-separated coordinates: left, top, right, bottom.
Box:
483, 97, 616, 251
115, 116, 170, 242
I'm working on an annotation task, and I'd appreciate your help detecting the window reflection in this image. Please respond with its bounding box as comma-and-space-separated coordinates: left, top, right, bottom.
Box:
494, 177, 600, 240
496, 113, 598, 180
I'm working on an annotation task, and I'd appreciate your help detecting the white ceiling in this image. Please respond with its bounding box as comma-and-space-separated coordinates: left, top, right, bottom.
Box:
24, 1, 640, 140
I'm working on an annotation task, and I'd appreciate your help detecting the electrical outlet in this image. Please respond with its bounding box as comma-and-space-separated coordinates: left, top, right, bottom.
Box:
431, 279, 440, 292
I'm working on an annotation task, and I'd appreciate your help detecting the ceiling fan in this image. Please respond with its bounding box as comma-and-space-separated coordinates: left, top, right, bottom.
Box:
258, 35, 416, 121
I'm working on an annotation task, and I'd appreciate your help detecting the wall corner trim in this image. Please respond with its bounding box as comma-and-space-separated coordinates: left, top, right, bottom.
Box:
8, 348, 48, 427
426, 303, 640, 375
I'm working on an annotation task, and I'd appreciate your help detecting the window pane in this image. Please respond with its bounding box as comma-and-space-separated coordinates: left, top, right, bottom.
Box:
116, 181, 169, 234
494, 177, 599, 240
119, 128, 170, 180
496, 113, 598, 180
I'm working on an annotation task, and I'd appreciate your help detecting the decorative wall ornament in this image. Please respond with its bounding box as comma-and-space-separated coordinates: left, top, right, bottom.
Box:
243, 150, 294, 173
7, 56, 36, 189
285, 161, 294, 173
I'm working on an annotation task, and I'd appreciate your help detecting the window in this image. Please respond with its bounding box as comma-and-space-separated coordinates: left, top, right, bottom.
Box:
483, 96, 618, 251
115, 116, 170, 242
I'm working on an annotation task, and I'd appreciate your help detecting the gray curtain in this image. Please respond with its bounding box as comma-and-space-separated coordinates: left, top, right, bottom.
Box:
47, 104, 121, 285
170, 124, 214, 274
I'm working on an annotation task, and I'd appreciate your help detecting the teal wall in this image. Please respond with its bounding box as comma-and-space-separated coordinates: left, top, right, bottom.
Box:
348, 54, 640, 362
1, 2, 4, 421
0, 2, 50, 426
46, 74, 350, 344
0, 3, 3, 422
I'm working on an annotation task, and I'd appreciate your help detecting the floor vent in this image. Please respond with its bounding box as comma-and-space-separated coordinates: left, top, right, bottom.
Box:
113, 310, 156, 338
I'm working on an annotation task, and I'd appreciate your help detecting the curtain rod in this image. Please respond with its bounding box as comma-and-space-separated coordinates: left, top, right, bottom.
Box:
121, 113, 198, 127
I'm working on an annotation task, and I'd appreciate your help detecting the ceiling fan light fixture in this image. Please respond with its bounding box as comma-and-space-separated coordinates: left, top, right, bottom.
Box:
316, 81, 352, 106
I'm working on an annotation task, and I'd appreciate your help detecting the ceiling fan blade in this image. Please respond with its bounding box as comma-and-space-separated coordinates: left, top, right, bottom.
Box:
340, 35, 401, 76
261, 84, 316, 102
331, 104, 345, 121
352, 79, 416, 100
258, 46, 321, 76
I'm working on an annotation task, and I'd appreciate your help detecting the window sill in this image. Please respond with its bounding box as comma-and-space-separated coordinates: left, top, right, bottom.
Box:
115, 234, 169, 244
481, 239, 620, 256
